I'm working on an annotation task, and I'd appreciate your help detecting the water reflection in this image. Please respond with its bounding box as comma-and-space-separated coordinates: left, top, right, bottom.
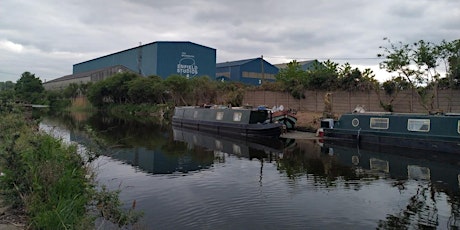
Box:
40, 112, 460, 229
322, 140, 460, 229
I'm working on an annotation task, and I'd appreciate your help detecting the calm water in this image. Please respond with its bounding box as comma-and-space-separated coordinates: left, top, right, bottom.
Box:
40, 113, 460, 229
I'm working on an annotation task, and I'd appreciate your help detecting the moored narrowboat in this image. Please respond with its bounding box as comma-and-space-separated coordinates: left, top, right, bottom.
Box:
320, 112, 460, 154
172, 106, 283, 138
271, 110, 297, 130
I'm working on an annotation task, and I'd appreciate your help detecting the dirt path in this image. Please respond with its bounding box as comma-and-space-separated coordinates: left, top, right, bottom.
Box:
0, 197, 26, 229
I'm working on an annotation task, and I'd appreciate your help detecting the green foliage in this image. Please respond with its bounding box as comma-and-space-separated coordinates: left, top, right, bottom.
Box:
378, 38, 460, 111
87, 80, 109, 107
164, 75, 191, 105
217, 82, 247, 106
46, 90, 71, 109
87, 72, 139, 106
14, 72, 45, 104
337, 63, 377, 91
190, 76, 218, 105
94, 185, 143, 227
382, 77, 410, 96
306, 60, 339, 91
0, 81, 15, 91
0, 105, 142, 228
127, 76, 166, 104
275, 60, 308, 99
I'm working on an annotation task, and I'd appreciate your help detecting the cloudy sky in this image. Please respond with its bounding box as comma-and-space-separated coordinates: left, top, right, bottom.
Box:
1, 0, 459, 83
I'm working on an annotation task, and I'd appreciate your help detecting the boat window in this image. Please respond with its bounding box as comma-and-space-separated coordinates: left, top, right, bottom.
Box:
193, 111, 198, 119
458, 121, 460, 134
233, 112, 242, 122
370, 118, 389, 129
216, 112, 224, 120
352, 118, 359, 127
407, 119, 430, 132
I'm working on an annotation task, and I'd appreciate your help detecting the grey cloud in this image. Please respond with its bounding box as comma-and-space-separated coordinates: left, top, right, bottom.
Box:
0, 0, 459, 82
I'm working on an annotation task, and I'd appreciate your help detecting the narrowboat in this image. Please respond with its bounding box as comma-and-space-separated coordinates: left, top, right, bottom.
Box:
271, 106, 297, 130
172, 106, 283, 138
320, 111, 460, 154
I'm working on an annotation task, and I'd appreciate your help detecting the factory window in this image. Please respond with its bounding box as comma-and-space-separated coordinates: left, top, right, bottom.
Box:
216, 72, 230, 78
370, 118, 389, 129
242, 72, 275, 80
407, 119, 430, 132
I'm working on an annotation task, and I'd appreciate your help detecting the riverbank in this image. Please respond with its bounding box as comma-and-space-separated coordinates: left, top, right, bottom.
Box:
0, 196, 25, 229
0, 108, 141, 228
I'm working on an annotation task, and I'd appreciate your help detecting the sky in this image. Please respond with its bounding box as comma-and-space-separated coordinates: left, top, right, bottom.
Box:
1, 0, 459, 83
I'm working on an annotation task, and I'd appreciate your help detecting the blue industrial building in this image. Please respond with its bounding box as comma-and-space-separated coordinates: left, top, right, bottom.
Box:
73, 41, 216, 79
274, 60, 320, 71
215, 57, 279, 85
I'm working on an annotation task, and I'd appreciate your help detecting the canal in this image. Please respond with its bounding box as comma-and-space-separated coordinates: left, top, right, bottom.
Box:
40, 112, 460, 229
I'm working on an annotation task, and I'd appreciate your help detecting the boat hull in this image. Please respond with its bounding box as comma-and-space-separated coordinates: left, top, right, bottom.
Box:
322, 113, 460, 154
324, 129, 460, 154
172, 106, 283, 138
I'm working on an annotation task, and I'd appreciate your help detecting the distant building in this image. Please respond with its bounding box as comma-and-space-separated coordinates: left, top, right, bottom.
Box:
274, 60, 320, 71
44, 65, 134, 90
44, 41, 216, 90
215, 57, 279, 85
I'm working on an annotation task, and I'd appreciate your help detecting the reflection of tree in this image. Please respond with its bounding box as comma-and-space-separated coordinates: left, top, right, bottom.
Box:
377, 184, 442, 229
276, 147, 361, 187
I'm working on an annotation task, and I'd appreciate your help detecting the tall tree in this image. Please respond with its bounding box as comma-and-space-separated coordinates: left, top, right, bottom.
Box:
378, 38, 449, 112
14, 72, 44, 104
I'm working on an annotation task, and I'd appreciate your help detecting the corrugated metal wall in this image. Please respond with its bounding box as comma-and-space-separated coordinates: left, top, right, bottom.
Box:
72, 42, 216, 79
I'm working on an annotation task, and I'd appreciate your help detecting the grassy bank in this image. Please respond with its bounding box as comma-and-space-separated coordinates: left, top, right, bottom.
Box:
0, 106, 141, 228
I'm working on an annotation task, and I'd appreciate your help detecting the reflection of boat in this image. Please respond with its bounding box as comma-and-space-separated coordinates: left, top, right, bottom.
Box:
320, 112, 460, 154
172, 106, 283, 138
172, 126, 286, 160
321, 140, 460, 193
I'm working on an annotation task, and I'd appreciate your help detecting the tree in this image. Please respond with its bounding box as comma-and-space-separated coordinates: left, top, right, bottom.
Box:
378, 38, 449, 112
164, 75, 191, 105
190, 76, 218, 105
377, 77, 411, 111
0, 81, 15, 91
127, 76, 166, 104
14, 72, 45, 104
305, 60, 339, 91
275, 60, 308, 99
338, 63, 377, 91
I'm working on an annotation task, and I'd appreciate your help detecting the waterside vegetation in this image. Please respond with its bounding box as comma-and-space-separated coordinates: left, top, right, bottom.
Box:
0, 104, 141, 228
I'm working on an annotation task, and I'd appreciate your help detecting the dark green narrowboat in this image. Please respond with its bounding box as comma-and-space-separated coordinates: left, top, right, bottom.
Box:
320, 112, 460, 154
172, 106, 283, 138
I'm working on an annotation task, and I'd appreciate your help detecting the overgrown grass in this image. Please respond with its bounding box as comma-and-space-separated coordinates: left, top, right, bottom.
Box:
0, 105, 142, 228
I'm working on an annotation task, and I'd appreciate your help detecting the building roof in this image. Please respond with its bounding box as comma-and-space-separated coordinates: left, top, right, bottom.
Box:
273, 60, 317, 69
74, 41, 216, 66
43, 65, 133, 84
216, 58, 260, 68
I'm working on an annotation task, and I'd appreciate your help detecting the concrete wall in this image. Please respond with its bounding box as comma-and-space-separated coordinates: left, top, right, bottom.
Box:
243, 89, 460, 114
